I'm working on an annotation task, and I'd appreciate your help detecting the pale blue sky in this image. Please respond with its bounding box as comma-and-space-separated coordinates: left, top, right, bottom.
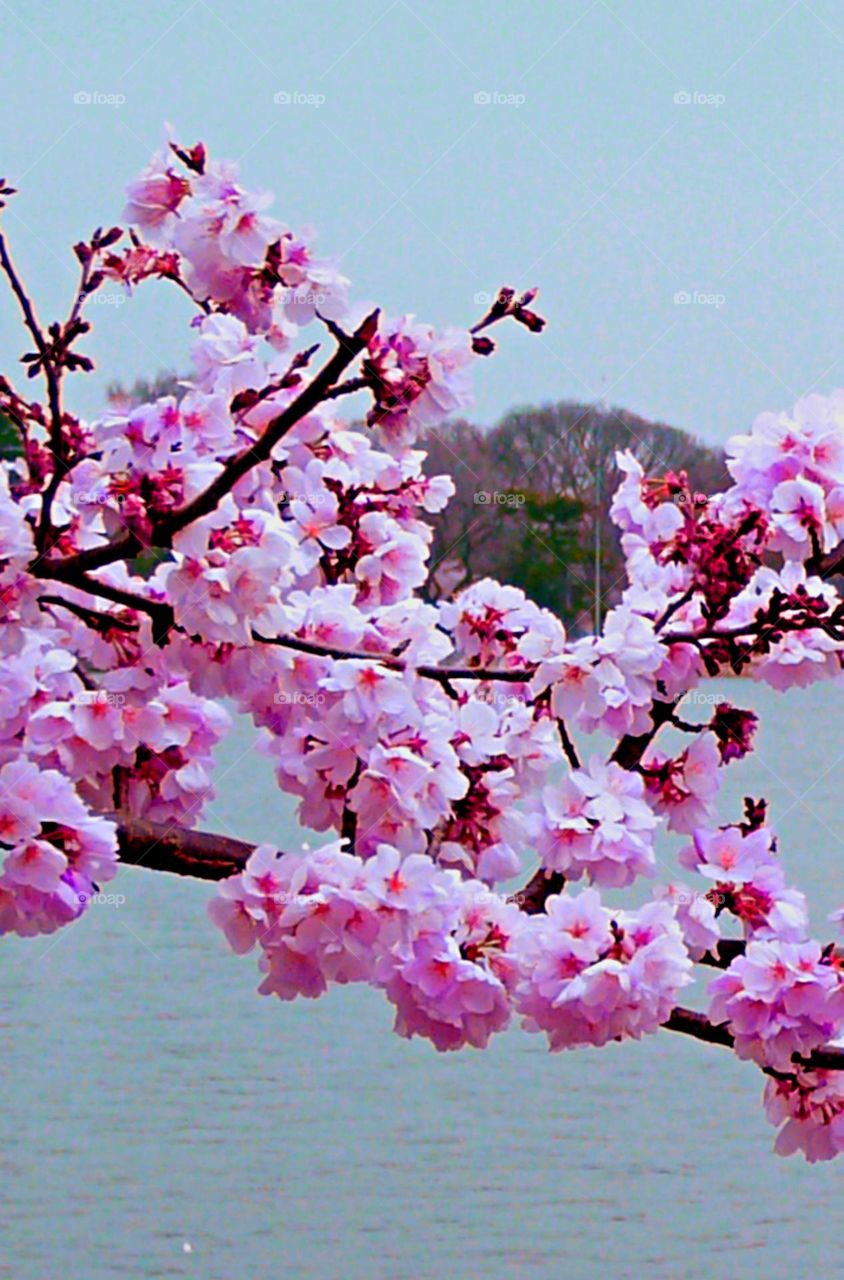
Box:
2, 0, 844, 445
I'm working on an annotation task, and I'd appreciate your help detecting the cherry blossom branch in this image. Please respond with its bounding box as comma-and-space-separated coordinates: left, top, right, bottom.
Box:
510, 865, 566, 913
0, 229, 67, 534
42, 310, 381, 578
663, 1006, 844, 1070
663, 1005, 736, 1050
35, 247, 97, 549
253, 630, 537, 684
323, 375, 370, 401
105, 818, 844, 1072
556, 718, 580, 769
663, 602, 844, 651
152, 308, 380, 544
611, 698, 679, 770
38, 594, 139, 634
655, 586, 695, 631
808, 537, 844, 578
697, 939, 746, 968
469, 286, 545, 340
0, 229, 62, 439
32, 563, 175, 644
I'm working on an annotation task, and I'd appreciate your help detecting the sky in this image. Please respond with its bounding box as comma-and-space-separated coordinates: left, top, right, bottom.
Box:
2, 0, 844, 447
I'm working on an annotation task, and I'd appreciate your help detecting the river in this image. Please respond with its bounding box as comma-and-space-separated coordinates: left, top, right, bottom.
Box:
3, 678, 844, 1279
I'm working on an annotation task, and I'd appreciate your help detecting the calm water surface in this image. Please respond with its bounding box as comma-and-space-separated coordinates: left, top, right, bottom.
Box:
4, 679, 844, 1279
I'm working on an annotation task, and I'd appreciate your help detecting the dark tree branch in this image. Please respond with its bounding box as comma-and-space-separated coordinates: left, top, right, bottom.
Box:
655, 586, 695, 632
556, 718, 580, 769
32, 564, 175, 645
663, 1005, 735, 1049
254, 631, 537, 684
662, 1005, 844, 1070
0, 230, 62, 436
611, 698, 678, 770
38, 594, 139, 634
509, 866, 566, 914
36, 249, 97, 549
114, 815, 253, 880
810, 538, 844, 579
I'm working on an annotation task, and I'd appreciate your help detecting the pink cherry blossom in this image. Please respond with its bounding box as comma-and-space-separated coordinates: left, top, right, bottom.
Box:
642, 733, 722, 833
513, 890, 692, 1050
530, 757, 659, 888
708, 940, 844, 1069
763, 1069, 844, 1161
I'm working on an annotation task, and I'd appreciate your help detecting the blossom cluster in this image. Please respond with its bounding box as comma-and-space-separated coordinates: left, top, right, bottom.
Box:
209, 843, 694, 1054
679, 824, 808, 942
0, 757, 117, 935
514, 890, 693, 1048
529, 758, 659, 888
708, 940, 844, 1070
209, 841, 523, 1051
763, 1069, 844, 1162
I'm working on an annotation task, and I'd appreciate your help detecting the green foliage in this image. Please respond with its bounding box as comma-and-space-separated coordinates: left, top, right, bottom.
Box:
502, 489, 592, 619
132, 546, 173, 579
0, 410, 24, 460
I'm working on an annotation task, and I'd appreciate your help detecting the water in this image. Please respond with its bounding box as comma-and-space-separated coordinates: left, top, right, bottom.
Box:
4, 678, 844, 1279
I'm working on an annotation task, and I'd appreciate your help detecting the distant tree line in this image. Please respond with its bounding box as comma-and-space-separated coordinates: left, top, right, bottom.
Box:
422, 402, 728, 631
